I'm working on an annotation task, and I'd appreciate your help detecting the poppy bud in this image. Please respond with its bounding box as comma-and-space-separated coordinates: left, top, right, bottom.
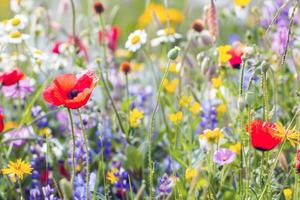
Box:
93, 1, 104, 15
168, 46, 180, 60
120, 61, 131, 74
191, 19, 205, 33
261, 61, 269, 73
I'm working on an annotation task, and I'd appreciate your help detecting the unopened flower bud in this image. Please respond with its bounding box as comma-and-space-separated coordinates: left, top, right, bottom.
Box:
261, 61, 269, 73
120, 61, 131, 74
167, 46, 180, 60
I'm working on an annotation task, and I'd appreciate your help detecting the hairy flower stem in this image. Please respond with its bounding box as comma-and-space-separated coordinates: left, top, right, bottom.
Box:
69, 0, 76, 38
99, 15, 109, 82
238, 60, 246, 197
18, 180, 25, 200
77, 109, 89, 200
97, 62, 127, 136
67, 108, 76, 189
148, 59, 171, 199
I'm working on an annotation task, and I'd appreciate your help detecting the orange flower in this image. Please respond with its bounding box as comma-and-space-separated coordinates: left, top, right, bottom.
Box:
43, 71, 97, 109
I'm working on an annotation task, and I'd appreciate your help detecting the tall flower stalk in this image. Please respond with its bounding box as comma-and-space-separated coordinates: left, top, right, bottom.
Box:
77, 109, 90, 200
67, 108, 76, 188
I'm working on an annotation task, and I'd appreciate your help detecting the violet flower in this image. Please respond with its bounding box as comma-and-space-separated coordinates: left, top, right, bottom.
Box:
2, 78, 34, 98
213, 148, 236, 165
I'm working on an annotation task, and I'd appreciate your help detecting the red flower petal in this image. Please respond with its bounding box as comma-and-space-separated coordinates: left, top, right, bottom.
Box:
248, 120, 282, 151
0, 68, 24, 86
0, 113, 4, 133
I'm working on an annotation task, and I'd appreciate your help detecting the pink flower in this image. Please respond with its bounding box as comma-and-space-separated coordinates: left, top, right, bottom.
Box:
4, 126, 33, 147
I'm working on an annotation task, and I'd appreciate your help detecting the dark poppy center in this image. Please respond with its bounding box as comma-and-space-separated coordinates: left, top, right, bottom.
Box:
67, 89, 79, 99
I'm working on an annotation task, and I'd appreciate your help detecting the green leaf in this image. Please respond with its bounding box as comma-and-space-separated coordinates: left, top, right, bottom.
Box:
124, 145, 143, 170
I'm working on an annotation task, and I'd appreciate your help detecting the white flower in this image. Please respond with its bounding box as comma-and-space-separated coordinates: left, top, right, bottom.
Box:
151, 28, 182, 47
10, 0, 34, 13
6, 15, 28, 31
2, 31, 29, 44
125, 29, 147, 52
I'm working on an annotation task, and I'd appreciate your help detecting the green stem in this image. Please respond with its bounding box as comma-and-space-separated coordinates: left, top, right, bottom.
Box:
99, 15, 109, 81
97, 61, 126, 135
67, 108, 76, 189
258, 138, 287, 200
77, 109, 90, 200
69, 0, 76, 38
18, 180, 24, 200
148, 59, 171, 199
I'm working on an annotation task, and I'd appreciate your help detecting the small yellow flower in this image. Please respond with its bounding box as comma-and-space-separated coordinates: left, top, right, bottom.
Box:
217, 45, 232, 65
2, 159, 32, 181
4, 121, 18, 131
189, 102, 201, 114
229, 142, 241, 154
283, 188, 292, 200
216, 104, 227, 114
168, 111, 183, 124
179, 95, 193, 107
234, 0, 251, 8
162, 78, 179, 93
129, 108, 144, 128
211, 77, 221, 89
107, 168, 119, 184
169, 63, 180, 74
39, 127, 52, 138
185, 168, 197, 182
200, 128, 224, 143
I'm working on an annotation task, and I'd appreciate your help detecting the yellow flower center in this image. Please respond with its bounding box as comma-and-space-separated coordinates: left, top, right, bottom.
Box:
164, 28, 175, 35
131, 35, 141, 44
11, 18, 21, 26
10, 31, 21, 38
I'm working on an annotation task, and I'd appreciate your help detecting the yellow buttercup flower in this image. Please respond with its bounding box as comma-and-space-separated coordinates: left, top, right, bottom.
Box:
217, 45, 232, 65
216, 104, 227, 114
4, 121, 18, 131
2, 159, 32, 181
185, 168, 197, 182
169, 111, 183, 124
200, 128, 224, 143
234, 0, 251, 8
189, 102, 201, 114
283, 188, 292, 200
229, 142, 241, 154
211, 77, 221, 89
133, 63, 142, 71
179, 95, 193, 107
107, 168, 119, 184
162, 78, 179, 93
169, 63, 180, 74
129, 108, 144, 128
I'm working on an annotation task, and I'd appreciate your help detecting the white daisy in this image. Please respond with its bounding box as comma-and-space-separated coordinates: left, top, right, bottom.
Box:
3, 31, 29, 44
6, 15, 28, 31
151, 28, 182, 47
125, 29, 147, 52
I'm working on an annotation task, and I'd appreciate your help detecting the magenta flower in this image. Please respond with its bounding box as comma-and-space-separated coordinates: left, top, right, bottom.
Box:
2, 78, 34, 98
213, 148, 236, 165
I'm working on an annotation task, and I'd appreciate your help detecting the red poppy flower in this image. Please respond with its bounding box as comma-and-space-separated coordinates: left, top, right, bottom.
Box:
247, 120, 282, 151
0, 113, 4, 133
40, 169, 49, 185
296, 149, 300, 173
98, 26, 120, 52
43, 71, 97, 109
228, 47, 243, 69
0, 68, 24, 86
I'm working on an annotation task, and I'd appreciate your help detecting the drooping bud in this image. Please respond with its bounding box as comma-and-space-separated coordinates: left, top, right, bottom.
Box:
191, 19, 205, 33
120, 61, 131, 74
93, 1, 104, 15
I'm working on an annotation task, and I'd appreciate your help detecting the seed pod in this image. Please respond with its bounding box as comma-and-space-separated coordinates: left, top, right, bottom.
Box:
168, 46, 181, 60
